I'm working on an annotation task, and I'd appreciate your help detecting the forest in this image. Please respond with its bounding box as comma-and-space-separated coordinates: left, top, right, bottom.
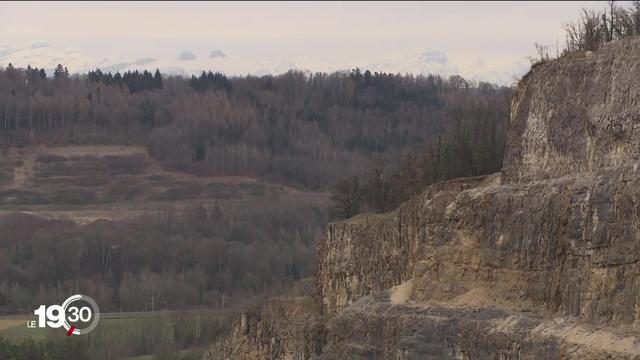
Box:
0, 203, 324, 313
0, 65, 512, 190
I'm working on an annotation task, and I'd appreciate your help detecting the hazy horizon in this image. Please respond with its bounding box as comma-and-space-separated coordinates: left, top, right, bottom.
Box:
0, 1, 621, 84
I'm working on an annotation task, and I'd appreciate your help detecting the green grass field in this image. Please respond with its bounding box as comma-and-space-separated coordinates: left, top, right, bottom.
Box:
0, 310, 225, 359
126, 349, 203, 360
0, 314, 51, 341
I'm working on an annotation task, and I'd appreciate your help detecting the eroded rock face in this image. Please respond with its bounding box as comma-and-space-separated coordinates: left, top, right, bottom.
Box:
319, 164, 640, 325
320, 291, 640, 360
503, 38, 640, 183
317, 174, 501, 314
207, 297, 323, 360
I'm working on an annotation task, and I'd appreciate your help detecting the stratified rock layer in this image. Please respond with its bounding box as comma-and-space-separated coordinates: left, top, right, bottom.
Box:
320, 291, 640, 360
316, 174, 501, 314
314, 165, 640, 359
319, 165, 640, 325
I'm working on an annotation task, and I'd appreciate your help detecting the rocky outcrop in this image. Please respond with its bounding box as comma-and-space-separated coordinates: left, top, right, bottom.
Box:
208, 297, 323, 360
503, 38, 640, 183
316, 174, 500, 314
215, 37, 640, 359
320, 290, 640, 359
319, 164, 640, 325
313, 164, 640, 358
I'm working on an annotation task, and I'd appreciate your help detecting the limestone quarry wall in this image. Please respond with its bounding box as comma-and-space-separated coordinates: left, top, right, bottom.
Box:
320, 291, 640, 360
316, 174, 499, 314
503, 38, 640, 183
318, 164, 640, 324
209, 297, 323, 360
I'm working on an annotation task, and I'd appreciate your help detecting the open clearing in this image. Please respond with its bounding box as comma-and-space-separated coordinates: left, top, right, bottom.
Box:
0, 145, 330, 223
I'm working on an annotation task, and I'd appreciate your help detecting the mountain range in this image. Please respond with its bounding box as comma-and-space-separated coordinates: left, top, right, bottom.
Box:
0, 42, 527, 86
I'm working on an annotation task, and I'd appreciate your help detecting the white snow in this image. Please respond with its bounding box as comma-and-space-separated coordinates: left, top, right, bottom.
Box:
0, 42, 526, 85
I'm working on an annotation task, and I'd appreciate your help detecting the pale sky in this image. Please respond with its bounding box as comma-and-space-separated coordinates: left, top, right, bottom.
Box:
0, 1, 621, 82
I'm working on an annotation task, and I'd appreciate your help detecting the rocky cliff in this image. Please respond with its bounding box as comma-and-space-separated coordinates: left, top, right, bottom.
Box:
316, 174, 501, 314
319, 165, 640, 324
212, 37, 640, 359
503, 38, 640, 183
314, 164, 640, 359
208, 297, 323, 360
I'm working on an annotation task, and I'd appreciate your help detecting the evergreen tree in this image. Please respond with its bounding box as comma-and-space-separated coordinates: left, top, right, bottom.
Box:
53, 64, 68, 79
153, 69, 163, 89
26, 65, 36, 83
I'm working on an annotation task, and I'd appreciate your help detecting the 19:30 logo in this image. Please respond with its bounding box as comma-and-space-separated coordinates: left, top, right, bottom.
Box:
31, 294, 100, 336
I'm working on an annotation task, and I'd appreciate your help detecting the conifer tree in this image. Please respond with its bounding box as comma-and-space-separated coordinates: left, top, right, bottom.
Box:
53, 64, 68, 79
153, 69, 163, 89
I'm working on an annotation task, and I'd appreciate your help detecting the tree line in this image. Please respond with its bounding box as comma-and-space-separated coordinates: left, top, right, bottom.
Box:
190, 71, 232, 92
87, 68, 163, 93
566, 1, 640, 52
532, 1, 640, 63
0, 65, 512, 190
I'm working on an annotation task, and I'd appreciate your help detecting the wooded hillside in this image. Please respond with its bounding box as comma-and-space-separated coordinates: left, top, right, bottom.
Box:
0, 66, 511, 190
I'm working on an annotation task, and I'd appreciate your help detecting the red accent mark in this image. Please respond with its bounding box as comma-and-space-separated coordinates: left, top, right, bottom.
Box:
66, 325, 75, 336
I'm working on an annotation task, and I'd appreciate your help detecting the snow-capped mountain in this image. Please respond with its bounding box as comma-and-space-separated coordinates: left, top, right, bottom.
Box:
0, 42, 98, 74
0, 42, 235, 77
0, 42, 526, 86
364, 49, 459, 78
255, 57, 333, 76
457, 58, 529, 86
